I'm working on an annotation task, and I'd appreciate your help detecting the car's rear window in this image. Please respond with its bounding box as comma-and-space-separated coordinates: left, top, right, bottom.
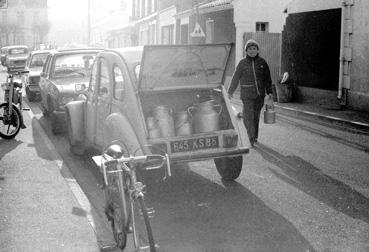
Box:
52, 52, 97, 78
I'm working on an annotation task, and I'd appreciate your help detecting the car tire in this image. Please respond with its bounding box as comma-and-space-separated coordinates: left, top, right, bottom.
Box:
214, 156, 243, 181
50, 111, 65, 135
26, 87, 36, 102
66, 110, 85, 155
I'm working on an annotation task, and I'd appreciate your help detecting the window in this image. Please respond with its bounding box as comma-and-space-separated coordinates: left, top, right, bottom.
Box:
256, 22, 269, 32
180, 24, 188, 44
89, 59, 98, 91
113, 65, 125, 101
161, 25, 174, 45
99, 59, 110, 97
149, 23, 156, 44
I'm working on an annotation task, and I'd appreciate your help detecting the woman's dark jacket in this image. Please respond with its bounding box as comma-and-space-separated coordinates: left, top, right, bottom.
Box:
228, 55, 272, 100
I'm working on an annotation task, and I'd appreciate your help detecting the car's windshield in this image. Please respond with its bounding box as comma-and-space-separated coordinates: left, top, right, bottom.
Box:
9, 48, 28, 55
52, 52, 97, 78
29, 53, 49, 69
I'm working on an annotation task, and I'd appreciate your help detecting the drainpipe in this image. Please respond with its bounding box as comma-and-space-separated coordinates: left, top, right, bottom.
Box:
337, 0, 346, 101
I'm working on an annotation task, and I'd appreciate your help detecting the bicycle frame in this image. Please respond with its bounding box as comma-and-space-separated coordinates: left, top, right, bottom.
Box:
94, 150, 171, 252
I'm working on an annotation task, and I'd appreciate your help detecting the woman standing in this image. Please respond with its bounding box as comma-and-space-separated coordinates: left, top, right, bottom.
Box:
228, 39, 273, 146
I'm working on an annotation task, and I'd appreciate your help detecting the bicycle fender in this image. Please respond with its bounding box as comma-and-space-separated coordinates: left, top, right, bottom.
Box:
103, 113, 149, 156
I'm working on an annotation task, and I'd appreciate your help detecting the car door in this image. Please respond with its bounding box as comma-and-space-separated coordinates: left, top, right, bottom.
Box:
94, 57, 112, 147
84, 56, 99, 145
39, 54, 52, 109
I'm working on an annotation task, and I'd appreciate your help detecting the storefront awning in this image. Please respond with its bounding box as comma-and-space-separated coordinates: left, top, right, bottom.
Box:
198, 0, 233, 13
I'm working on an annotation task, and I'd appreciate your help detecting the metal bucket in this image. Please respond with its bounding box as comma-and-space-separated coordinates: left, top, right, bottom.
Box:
153, 105, 175, 137
174, 110, 192, 136
264, 105, 276, 124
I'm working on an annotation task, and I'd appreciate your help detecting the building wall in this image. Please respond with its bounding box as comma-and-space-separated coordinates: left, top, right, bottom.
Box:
349, 0, 369, 110
232, 0, 290, 64
286, 0, 340, 14
0, 0, 48, 48
158, 5, 176, 44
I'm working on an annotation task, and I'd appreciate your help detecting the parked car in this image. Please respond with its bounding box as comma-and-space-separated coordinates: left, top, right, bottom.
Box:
0, 46, 9, 66
22, 50, 53, 101
39, 48, 102, 134
5, 45, 29, 72
65, 44, 250, 181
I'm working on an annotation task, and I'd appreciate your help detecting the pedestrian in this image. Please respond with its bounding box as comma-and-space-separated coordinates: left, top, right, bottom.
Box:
228, 39, 273, 146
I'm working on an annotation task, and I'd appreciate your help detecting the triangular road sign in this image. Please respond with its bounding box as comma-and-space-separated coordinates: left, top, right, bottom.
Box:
191, 22, 205, 37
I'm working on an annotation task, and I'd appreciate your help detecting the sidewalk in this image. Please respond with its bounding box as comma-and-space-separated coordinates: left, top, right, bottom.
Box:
233, 98, 369, 133
0, 87, 101, 251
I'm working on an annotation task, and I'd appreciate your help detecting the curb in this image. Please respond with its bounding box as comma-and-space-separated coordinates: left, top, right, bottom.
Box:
232, 98, 369, 133
274, 104, 369, 133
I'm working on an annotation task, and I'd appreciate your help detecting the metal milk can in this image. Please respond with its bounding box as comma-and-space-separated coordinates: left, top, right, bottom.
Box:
188, 100, 222, 133
174, 110, 192, 136
153, 105, 175, 137
146, 116, 161, 139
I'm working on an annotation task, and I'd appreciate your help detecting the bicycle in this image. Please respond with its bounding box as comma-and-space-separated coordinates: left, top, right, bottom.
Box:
0, 69, 29, 139
93, 141, 171, 252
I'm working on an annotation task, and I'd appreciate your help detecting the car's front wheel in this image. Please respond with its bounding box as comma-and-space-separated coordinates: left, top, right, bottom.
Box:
214, 156, 243, 181
26, 87, 36, 102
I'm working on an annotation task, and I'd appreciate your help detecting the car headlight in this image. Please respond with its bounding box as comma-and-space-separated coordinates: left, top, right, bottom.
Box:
60, 96, 75, 106
75, 83, 87, 92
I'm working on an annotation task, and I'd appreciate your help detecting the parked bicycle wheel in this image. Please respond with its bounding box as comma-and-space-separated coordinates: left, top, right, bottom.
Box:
105, 166, 131, 250
132, 194, 156, 252
0, 103, 21, 139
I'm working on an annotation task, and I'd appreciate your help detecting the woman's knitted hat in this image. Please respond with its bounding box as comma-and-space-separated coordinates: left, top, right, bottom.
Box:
244, 39, 259, 51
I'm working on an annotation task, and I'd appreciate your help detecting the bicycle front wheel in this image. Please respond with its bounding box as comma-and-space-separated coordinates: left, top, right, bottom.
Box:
0, 103, 21, 139
132, 195, 156, 252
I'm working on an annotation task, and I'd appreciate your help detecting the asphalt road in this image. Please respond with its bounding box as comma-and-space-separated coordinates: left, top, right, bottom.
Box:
1, 70, 369, 252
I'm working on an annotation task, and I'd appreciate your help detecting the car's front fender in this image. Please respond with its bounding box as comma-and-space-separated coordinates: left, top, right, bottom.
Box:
65, 100, 85, 143
103, 113, 149, 156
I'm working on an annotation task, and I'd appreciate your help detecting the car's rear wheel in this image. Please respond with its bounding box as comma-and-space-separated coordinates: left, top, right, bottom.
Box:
66, 109, 85, 155
214, 156, 243, 181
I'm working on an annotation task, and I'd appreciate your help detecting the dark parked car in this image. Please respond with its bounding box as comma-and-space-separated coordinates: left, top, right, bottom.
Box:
5, 45, 29, 72
39, 48, 102, 134
22, 50, 53, 101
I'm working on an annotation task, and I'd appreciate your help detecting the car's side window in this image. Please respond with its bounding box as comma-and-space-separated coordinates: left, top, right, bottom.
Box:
42, 55, 51, 74
113, 65, 125, 101
98, 59, 110, 97
89, 59, 98, 92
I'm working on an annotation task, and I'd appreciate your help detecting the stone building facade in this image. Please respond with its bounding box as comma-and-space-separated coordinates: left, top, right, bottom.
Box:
0, 0, 48, 48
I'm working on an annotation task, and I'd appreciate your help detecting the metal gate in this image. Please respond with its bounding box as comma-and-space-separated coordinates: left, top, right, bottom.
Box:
243, 32, 281, 84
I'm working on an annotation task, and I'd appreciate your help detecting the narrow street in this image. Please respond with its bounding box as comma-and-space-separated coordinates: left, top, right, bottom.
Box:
1, 68, 368, 251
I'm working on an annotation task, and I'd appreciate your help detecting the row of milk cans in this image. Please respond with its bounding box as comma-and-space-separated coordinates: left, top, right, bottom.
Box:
146, 101, 222, 139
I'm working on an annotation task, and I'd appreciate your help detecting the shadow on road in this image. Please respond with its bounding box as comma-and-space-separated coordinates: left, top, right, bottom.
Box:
143, 162, 316, 252
255, 143, 369, 224
0, 139, 22, 160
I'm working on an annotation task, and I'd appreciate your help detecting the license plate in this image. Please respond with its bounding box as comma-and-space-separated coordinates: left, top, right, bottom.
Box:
170, 136, 219, 153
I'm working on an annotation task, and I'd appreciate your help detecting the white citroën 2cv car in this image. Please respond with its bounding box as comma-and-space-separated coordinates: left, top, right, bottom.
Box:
65, 43, 250, 181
